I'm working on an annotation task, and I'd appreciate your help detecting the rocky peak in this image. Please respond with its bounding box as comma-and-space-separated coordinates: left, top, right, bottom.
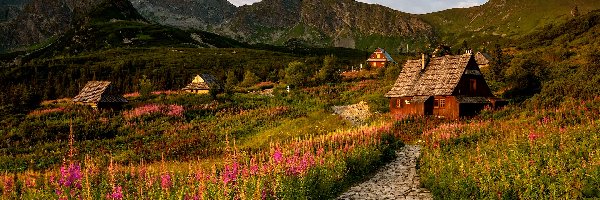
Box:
0, 0, 142, 52
130, 0, 236, 29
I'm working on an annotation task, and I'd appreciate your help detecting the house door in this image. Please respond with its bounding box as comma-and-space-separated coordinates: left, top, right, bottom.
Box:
424, 97, 434, 115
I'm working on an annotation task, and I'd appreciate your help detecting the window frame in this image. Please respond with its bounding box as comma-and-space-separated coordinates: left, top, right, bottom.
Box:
434, 98, 446, 109
469, 79, 477, 94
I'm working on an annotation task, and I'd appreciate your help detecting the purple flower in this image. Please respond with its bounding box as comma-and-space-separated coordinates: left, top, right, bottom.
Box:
221, 162, 239, 185
161, 173, 172, 189
107, 186, 123, 200
58, 163, 82, 189
273, 148, 283, 164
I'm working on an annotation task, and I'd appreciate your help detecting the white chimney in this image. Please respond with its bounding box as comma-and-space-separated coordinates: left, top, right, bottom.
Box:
421, 54, 427, 70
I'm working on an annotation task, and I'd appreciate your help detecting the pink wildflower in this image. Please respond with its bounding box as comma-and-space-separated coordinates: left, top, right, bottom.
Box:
161, 173, 172, 189
528, 130, 542, 142
273, 148, 283, 164
221, 162, 239, 185
107, 186, 123, 200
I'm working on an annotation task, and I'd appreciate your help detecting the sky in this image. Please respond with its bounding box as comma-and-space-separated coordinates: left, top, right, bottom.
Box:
227, 0, 488, 14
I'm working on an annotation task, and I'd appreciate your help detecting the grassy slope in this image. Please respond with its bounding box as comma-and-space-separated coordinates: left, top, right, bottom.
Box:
0, 76, 396, 171
420, 0, 600, 47
418, 8, 600, 199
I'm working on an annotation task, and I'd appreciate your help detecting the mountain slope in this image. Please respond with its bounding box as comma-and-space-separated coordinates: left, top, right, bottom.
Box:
133, 0, 434, 50
420, 0, 600, 46
219, 0, 433, 48
0, 0, 146, 52
130, 0, 236, 30
0, 0, 30, 22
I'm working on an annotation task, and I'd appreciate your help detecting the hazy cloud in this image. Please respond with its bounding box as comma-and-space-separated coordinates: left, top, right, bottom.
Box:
228, 0, 258, 6
227, 0, 488, 14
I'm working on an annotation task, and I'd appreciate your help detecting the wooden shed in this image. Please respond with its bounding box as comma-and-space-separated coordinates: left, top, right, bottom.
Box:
475, 52, 491, 69
72, 81, 128, 109
366, 48, 397, 68
385, 53, 504, 119
182, 74, 223, 94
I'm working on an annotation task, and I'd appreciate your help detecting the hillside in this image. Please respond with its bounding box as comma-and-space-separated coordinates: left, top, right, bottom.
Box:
130, 0, 236, 30
131, 0, 434, 50
0, 0, 29, 22
0, 0, 145, 52
420, 0, 600, 47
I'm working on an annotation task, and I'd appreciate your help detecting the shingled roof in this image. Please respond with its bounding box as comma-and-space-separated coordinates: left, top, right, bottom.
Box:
385, 54, 473, 98
475, 52, 491, 66
182, 74, 222, 91
72, 81, 128, 103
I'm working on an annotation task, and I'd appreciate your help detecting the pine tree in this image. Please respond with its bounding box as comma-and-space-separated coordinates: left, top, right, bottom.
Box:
240, 71, 259, 88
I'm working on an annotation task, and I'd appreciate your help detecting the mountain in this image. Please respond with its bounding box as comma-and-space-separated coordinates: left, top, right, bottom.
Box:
0, 0, 30, 22
420, 0, 600, 47
0, 0, 145, 52
130, 0, 236, 30
131, 0, 434, 50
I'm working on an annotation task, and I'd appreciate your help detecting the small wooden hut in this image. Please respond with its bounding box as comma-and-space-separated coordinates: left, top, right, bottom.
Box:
475, 52, 491, 69
366, 48, 397, 68
182, 74, 222, 94
385, 53, 505, 119
72, 81, 128, 109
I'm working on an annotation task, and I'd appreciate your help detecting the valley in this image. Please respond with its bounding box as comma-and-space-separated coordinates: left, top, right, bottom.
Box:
0, 0, 599, 199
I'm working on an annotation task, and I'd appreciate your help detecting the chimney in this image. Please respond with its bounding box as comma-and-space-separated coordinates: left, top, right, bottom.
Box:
421, 53, 428, 70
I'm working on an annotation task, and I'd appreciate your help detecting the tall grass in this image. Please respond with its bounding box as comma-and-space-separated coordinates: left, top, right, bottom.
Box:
419, 97, 600, 199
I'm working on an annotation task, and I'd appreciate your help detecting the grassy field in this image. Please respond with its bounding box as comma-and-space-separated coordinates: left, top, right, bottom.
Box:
0, 72, 406, 198
419, 98, 600, 199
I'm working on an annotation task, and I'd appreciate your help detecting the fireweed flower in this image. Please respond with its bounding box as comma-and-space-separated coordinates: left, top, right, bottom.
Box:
273, 148, 283, 164
221, 161, 239, 185
107, 186, 123, 200
161, 173, 172, 189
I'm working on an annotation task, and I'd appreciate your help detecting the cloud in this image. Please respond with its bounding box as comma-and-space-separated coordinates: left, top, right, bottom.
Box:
228, 0, 258, 6
226, 0, 488, 14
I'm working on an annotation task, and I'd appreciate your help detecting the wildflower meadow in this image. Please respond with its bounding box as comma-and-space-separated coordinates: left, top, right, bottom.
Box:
419, 97, 600, 199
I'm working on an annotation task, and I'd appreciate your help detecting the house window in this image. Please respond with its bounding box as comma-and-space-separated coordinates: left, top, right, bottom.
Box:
434, 99, 446, 108
470, 79, 477, 94
377, 54, 381, 59
397, 99, 402, 108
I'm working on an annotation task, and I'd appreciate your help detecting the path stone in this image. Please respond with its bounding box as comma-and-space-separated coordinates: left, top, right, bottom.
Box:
338, 145, 433, 200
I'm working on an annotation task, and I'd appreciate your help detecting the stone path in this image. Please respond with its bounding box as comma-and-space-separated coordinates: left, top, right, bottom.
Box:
338, 145, 433, 200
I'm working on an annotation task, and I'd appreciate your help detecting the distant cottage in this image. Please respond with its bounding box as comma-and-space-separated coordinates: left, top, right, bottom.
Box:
385, 53, 505, 119
72, 81, 128, 109
182, 74, 222, 94
366, 48, 397, 68
474, 52, 491, 69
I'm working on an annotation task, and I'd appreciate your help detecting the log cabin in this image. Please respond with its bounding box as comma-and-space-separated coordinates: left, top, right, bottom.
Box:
72, 81, 128, 109
475, 52, 491, 69
366, 48, 397, 68
182, 74, 222, 94
385, 53, 505, 119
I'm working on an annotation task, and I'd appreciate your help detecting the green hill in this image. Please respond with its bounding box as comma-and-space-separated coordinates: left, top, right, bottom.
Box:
420, 0, 600, 48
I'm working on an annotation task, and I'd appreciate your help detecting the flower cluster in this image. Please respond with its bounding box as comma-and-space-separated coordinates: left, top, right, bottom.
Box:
28, 107, 66, 117
123, 104, 184, 120
53, 162, 83, 199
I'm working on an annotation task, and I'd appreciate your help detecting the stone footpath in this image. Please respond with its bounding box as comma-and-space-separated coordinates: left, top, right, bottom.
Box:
338, 145, 433, 200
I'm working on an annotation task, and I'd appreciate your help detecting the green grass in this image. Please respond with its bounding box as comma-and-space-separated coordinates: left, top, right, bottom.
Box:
419, 98, 600, 199
420, 0, 600, 48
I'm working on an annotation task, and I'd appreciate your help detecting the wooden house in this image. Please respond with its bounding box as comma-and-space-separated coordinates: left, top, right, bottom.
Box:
385, 53, 504, 119
182, 74, 222, 94
475, 52, 491, 69
366, 48, 397, 68
72, 81, 128, 109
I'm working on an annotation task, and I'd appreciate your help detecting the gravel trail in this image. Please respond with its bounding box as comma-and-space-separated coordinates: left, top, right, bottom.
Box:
338, 145, 433, 200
